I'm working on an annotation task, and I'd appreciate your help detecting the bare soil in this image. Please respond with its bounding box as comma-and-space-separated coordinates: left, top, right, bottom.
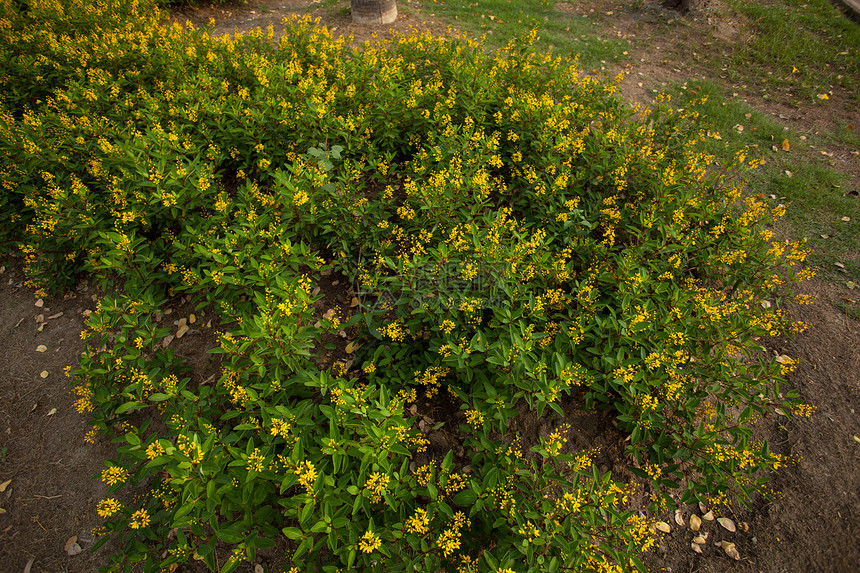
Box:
2, 1, 859, 572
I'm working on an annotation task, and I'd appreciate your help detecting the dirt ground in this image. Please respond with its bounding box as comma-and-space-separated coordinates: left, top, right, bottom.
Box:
1, 1, 859, 572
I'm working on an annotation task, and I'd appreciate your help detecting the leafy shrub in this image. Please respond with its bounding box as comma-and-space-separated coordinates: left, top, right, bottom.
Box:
0, 1, 815, 571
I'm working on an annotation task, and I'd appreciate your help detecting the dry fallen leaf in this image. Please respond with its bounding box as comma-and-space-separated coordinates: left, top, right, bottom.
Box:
345, 341, 358, 354
65, 535, 83, 555
36, 345, 47, 353
35, 298, 44, 307
703, 510, 714, 521
834, 262, 846, 269
740, 521, 750, 532
655, 521, 671, 533
47, 407, 57, 416
162, 334, 175, 348
781, 139, 790, 151
176, 324, 190, 339
775, 354, 793, 364
674, 509, 685, 527
40, 371, 49, 379
820, 234, 830, 239
853, 435, 860, 445
691, 542, 703, 554
255, 565, 264, 573
188, 313, 196, 324
693, 535, 707, 545
690, 514, 702, 531
718, 517, 736, 532
0, 479, 11, 493
842, 217, 851, 222
24, 557, 34, 573
721, 540, 741, 560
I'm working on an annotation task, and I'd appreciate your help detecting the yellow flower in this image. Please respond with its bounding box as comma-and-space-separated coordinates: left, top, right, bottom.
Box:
129, 508, 150, 529
405, 508, 429, 535
247, 448, 266, 473
358, 530, 381, 553
100, 466, 128, 486
296, 460, 317, 494
465, 409, 484, 430
96, 498, 123, 518
145, 441, 164, 460
364, 472, 390, 503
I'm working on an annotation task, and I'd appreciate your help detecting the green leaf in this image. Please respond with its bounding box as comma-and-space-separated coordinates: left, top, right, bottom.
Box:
282, 527, 303, 540
116, 401, 144, 414
453, 488, 478, 506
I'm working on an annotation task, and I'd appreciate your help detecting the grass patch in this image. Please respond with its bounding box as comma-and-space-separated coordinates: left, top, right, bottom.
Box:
720, 0, 860, 104
420, 0, 630, 68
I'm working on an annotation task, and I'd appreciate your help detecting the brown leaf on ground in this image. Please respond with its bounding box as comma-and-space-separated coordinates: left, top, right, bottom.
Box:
690, 514, 702, 531
721, 541, 741, 560
64, 536, 80, 554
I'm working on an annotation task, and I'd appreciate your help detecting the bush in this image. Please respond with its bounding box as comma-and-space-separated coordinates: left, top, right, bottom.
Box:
0, 1, 815, 571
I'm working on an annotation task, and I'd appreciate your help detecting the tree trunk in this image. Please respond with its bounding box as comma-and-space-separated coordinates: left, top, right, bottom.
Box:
351, 0, 398, 25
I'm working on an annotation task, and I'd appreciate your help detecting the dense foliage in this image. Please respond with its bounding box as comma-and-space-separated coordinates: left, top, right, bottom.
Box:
0, 1, 815, 571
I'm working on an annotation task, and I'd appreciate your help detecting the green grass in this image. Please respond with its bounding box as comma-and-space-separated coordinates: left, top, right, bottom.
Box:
419, 0, 630, 68
721, 0, 860, 104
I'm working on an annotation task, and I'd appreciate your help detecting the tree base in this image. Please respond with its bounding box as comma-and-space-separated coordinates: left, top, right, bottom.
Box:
351, 0, 398, 25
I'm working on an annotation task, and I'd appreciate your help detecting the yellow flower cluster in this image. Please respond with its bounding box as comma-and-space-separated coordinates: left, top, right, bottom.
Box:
101, 466, 128, 486
295, 460, 317, 495
247, 448, 266, 473
358, 530, 381, 553
364, 472, 390, 503
96, 498, 123, 518
465, 409, 484, 430
436, 511, 470, 557
129, 509, 150, 530
405, 507, 430, 535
